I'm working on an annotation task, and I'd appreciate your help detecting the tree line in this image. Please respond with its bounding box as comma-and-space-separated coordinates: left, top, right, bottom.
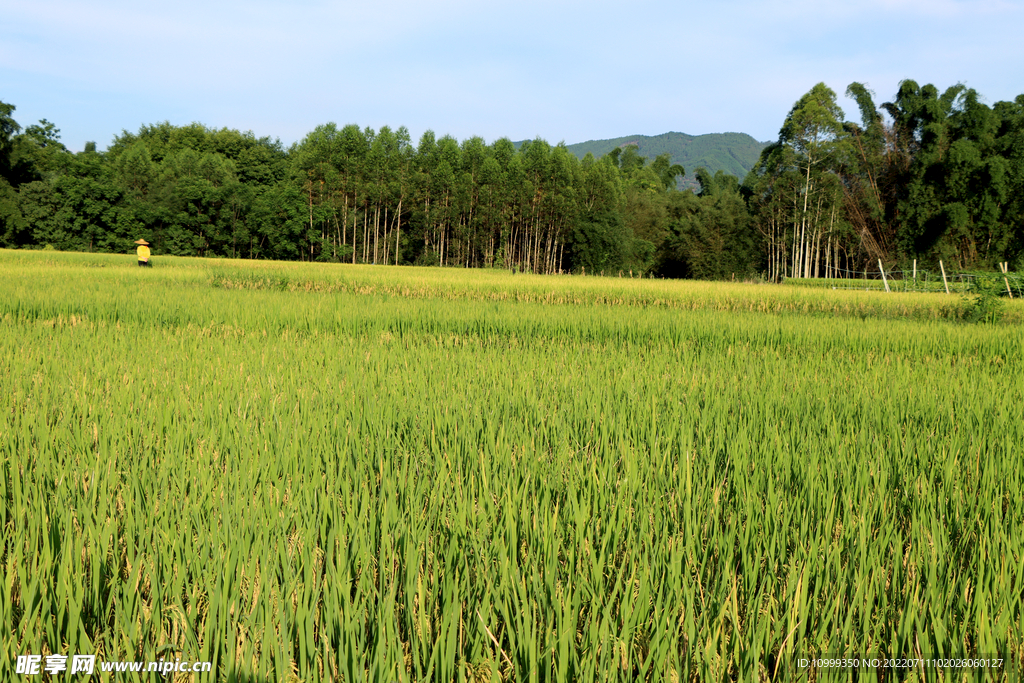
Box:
748, 81, 1024, 279
2, 80, 1022, 278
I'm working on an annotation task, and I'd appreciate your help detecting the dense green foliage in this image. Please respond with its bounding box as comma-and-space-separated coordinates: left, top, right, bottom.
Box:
0, 113, 693, 276
3, 251, 1023, 681
745, 81, 1024, 280
3, 79, 1024, 280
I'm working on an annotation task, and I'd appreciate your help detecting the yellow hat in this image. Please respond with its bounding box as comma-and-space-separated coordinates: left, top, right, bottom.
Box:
134, 239, 150, 245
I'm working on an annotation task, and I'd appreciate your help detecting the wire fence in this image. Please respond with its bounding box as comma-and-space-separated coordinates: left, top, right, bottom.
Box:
785, 264, 1024, 298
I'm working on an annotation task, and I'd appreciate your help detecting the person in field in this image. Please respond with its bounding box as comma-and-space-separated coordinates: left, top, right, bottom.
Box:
135, 239, 151, 267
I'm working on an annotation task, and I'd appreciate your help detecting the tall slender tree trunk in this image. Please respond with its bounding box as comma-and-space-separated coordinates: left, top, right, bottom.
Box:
352, 196, 358, 265
307, 180, 314, 259
363, 205, 369, 263
508, 215, 518, 271
382, 206, 389, 265
423, 197, 430, 253
534, 217, 543, 274
373, 203, 380, 265
319, 179, 326, 246
790, 192, 800, 278
393, 198, 402, 266
825, 234, 832, 279
342, 192, 349, 254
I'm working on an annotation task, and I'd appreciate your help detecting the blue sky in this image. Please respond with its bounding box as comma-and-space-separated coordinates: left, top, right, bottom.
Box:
2, 0, 1022, 152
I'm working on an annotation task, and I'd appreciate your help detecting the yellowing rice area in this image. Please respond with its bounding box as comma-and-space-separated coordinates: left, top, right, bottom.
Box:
2, 250, 1023, 682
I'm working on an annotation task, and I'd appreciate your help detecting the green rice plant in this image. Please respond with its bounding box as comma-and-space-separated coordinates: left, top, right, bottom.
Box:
1, 249, 1022, 681
7, 248, 1023, 324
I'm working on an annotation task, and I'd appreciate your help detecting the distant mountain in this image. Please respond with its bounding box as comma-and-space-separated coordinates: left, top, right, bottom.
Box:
543, 132, 769, 190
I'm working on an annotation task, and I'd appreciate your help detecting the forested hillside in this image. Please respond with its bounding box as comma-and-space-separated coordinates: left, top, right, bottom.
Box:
562, 132, 767, 188
2, 80, 1023, 278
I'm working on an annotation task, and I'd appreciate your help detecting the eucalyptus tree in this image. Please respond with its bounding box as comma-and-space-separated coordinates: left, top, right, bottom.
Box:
578, 153, 622, 216
489, 137, 523, 270
330, 124, 368, 263
409, 130, 463, 265
292, 123, 344, 260
365, 125, 412, 265
744, 143, 800, 280
778, 82, 847, 278
476, 154, 503, 267
544, 145, 581, 274
745, 84, 847, 279
430, 135, 461, 266
410, 130, 438, 264
387, 126, 413, 265
518, 138, 555, 273
457, 136, 488, 267
365, 127, 387, 264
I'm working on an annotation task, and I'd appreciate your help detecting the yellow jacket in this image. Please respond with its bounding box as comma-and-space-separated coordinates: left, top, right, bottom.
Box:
137, 245, 151, 261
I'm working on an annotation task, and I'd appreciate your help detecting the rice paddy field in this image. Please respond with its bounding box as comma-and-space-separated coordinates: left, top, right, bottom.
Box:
2, 249, 1023, 682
